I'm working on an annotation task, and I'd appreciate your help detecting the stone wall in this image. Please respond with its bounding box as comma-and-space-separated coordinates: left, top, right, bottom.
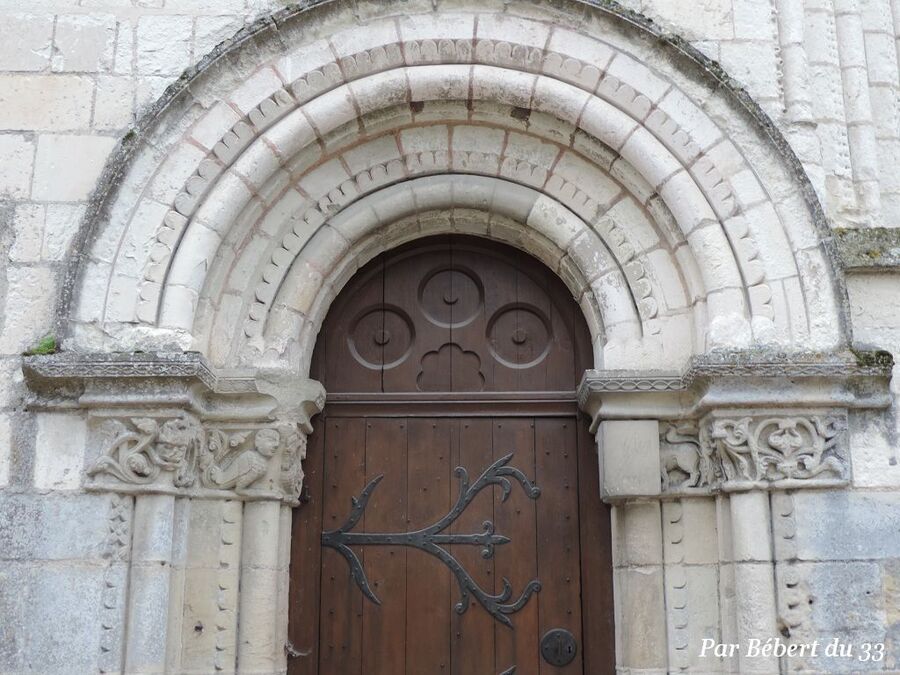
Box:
1, 1, 899, 673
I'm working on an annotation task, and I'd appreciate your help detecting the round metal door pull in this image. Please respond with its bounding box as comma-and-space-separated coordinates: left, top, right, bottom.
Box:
540, 628, 578, 666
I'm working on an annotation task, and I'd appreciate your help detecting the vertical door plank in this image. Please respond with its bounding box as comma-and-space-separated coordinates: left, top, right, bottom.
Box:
576, 416, 615, 674
521, 264, 578, 392
476, 251, 520, 392
383, 244, 452, 392
492, 418, 540, 675
318, 418, 366, 675
450, 419, 496, 675
405, 418, 452, 673
322, 261, 386, 393
534, 417, 584, 675
288, 418, 325, 675
361, 418, 408, 675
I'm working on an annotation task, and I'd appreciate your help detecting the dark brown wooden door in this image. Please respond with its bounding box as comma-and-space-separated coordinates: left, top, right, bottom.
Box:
289, 237, 614, 675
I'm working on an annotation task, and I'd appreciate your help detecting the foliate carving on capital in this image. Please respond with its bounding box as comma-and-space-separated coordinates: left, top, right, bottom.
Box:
89, 413, 205, 487
660, 411, 849, 494
705, 415, 847, 485
87, 412, 310, 504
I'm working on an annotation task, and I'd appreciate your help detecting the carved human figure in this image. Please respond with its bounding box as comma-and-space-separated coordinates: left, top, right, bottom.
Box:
280, 427, 307, 502
89, 413, 203, 487
207, 428, 281, 490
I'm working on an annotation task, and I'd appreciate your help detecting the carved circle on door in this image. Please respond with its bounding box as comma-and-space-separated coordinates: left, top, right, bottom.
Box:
487, 304, 552, 369
347, 305, 414, 369
418, 267, 483, 328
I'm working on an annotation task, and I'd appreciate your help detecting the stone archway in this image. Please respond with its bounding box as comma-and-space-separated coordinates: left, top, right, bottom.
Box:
23, 1, 892, 673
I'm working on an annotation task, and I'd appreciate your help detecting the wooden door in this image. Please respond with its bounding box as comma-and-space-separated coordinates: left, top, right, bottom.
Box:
289, 237, 614, 674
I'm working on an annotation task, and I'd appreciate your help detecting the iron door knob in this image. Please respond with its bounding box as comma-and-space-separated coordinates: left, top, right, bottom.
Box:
540, 628, 578, 666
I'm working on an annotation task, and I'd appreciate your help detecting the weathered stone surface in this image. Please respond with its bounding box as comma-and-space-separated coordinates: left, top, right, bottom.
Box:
0, 75, 93, 131
615, 567, 668, 669
792, 491, 900, 560
599, 420, 661, 499
0, 492, 111, 560
0, 265, 56, 354
836, 228, 900, 271
0, 413, 10, 488
32, 134, 117, 201
796, 561, 888, 672
0, 562, 105, 674
0, 14, 52, 71
52, 14, 116, 72
0, 134, 34, 199
33, 412, 86, 491
135, 16, 193, 76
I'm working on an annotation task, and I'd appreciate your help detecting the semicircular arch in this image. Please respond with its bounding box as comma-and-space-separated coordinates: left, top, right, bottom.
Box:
64, 0, 848, 374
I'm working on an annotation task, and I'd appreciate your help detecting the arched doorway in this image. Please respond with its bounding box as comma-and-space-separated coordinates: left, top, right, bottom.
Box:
288, 236, 614, 674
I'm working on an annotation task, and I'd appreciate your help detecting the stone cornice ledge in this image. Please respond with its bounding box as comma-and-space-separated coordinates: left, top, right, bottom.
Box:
834, 227, 900, 271
23, 351, 326, 425
578, 349, 894, 426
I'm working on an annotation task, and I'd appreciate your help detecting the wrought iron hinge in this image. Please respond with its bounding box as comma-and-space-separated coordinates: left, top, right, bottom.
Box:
322, 452, 541, 627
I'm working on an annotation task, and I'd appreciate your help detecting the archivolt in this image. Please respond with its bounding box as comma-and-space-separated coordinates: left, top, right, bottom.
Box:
66, 0, 846, 373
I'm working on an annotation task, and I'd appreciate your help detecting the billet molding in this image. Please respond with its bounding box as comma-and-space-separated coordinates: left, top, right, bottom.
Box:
23, 352, 325, 505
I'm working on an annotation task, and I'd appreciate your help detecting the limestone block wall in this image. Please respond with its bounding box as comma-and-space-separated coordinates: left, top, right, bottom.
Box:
630, 0, 900, 227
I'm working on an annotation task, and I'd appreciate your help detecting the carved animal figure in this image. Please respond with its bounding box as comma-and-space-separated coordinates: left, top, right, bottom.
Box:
208, 428, 281, 490
660, 423, 709, 491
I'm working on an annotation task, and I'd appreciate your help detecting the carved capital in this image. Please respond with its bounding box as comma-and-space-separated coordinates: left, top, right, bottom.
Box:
86, 413, 310, 504
660, 409, 849, 495
23, 352, 325, 505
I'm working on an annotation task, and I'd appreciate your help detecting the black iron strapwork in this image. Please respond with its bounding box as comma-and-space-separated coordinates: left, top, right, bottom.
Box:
321, 452, 541, 627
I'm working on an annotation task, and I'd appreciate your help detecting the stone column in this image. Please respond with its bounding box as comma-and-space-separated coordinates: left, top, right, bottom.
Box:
125, 494, 177, 674
728, 491, 779, 673
237, 501, 284, 674
612, 501, 668, 673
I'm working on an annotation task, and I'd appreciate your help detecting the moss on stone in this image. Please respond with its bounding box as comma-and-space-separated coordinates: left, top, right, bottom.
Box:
849, 346, 894, 369
25, 335, 58, 356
